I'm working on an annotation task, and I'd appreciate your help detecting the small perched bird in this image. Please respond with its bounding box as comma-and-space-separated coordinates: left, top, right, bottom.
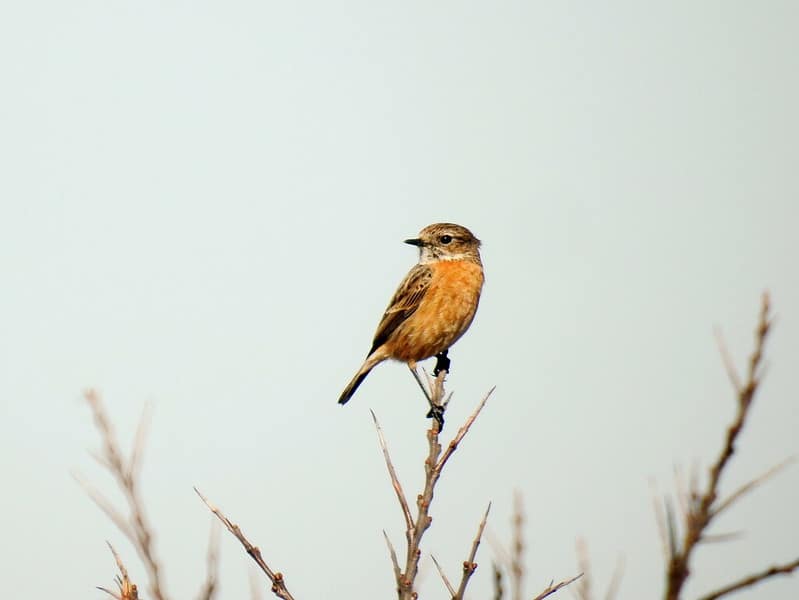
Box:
338, 223, 484, 405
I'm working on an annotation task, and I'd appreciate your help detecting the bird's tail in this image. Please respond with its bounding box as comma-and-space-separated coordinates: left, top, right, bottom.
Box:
338, 353, 385, 405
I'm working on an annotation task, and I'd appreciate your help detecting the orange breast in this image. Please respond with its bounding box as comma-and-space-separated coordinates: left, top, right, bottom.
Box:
387, 260, 484, 362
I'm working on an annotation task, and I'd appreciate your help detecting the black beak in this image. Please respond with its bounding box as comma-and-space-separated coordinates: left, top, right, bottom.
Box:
404, 237, 424, 247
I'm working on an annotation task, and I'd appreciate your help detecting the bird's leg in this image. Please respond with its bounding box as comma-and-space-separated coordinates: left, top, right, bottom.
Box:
427, 351, 451, 430
426, 403, 445, 431
409, 364, 433, 405
410, 359, 450, 431
433, 349, 450, 376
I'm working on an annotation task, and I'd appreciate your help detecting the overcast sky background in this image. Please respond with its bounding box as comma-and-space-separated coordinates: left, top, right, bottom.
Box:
1, 2, 798, 599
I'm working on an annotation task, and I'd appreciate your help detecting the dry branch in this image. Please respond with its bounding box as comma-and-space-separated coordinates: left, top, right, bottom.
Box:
697, 558, 799, 600
78, 390, 168, 600
372, 410, 414, 538
98, 542, 139, 600
453, 502, 492, 599
431, 555, 456, 597
195, 488, 295, 600
375, 368, 494, 599
493, 563, 505, 600
531, 573, 583, 600
196, 520, 221, 600
662, 293, 795, 600
511, 492, 525, 600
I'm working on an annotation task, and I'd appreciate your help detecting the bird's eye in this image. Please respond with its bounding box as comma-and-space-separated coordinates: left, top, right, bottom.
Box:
440, 235, 453, 244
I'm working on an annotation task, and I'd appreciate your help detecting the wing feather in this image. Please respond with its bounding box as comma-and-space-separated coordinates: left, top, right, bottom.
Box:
368, 264, 432, 355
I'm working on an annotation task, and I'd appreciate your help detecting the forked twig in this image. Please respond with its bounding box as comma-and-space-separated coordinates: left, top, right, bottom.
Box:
98, 542, 139, 600
453, 502, 492, 599
197, 520, 221, 600
531, 573, 583, 600
436, 387, 495, 473
78, 390, 168, 600
383, 530, 403, 589
510, 491, 524, 600
380, 367, 494, 599
372, 410, 414, 537
696, 557, 799, 600
493, 563, 504, 600
194, 488, 295, 600
431, 555, 456, 597
663, 293, 794, 600
712, 457, 795, 517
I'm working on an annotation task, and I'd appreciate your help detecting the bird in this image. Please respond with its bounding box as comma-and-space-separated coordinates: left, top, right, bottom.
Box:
338, 222, 484, 405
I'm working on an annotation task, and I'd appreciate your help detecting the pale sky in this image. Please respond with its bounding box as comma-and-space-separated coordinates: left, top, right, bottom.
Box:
1, 2, 798, 599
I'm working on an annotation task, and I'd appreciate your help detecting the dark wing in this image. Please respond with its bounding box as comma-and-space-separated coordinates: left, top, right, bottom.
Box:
368, 263, 433, 355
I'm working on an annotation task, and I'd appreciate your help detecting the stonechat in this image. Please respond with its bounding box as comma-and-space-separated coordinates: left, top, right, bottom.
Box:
338, 223, 484, 405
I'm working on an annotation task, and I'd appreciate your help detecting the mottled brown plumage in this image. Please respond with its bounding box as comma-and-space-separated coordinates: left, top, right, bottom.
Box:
338, 223, 484, 405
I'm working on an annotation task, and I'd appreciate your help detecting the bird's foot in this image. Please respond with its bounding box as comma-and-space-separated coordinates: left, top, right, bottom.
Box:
433, 350, 450, 376
426, 404, 445, 431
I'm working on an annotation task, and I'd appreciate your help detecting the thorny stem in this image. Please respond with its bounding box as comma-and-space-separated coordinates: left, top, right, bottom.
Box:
379, 368, 494, 599
664, 293, 774, 600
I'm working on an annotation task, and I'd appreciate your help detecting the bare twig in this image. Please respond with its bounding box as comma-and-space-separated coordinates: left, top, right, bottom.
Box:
663, 293, 787, 600
713, 327, 742, 392
73, 472, 136, 540
575, 539, 624, 600
196, 520, 221, 600
712, 457, 795, 517
381, 367, 494, 599
603, 556, 624, 600
453, 502, 492, 599
696, 557, 799, 600
409, 365, 433, 405
650, 480, 669, 561
493, 563, 504, 600
372, 410, 414, 538
249, 569, 265, 600
431, 555, 456, 597
383, 530, 403, 592
79, 390, 168, 600
98, 542, 139, 600
575, 538, 592, 600
436, 386, 495, 473
531, 573, 583, 600
511, 491, 524, 600
129, 403, 152, 481
194, 488, 295, 600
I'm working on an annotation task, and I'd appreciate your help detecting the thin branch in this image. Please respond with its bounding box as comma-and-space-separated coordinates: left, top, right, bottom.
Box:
699, 532, 743, 545
650, 480, 669, 561
603, 556, 624, 600
382, 366, 494, 599
531, 573, 583, 600
194, 488, 295, 600
196, 520, 221, 600
696, 557, 799, 600
371, 410, 414, 537
712, 457, 795, 517
713, 327, 742, 392
249, 569, 265, 600
383, 530, 403, 594
664, 293, 777, 600
575, 538, 592, 600
511, 491, 524, 600
409, 365, 433, 404
431, 555, 456, 597
129, 404, 152, 481
493, 563, 504, 600
80, 390, 168, 600
98, 542, 139, 600
73, 472, 136, 541
453, 502, 492, 599
435, 386, 495, 473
